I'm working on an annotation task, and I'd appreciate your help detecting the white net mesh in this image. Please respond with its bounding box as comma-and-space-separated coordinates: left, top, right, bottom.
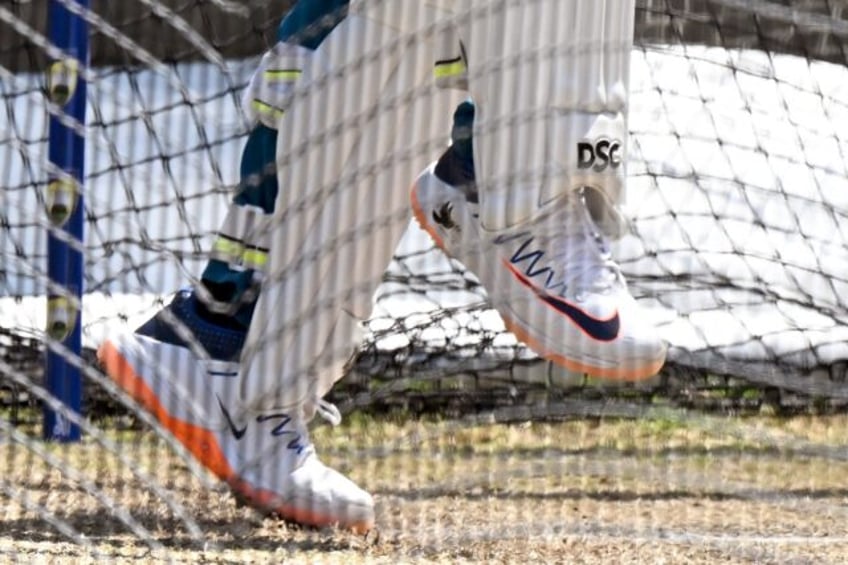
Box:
2, 0, 848, 560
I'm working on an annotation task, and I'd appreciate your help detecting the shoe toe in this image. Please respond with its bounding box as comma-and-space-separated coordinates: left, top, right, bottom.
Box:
285, 458, 376, 531
613, 321, 668, 378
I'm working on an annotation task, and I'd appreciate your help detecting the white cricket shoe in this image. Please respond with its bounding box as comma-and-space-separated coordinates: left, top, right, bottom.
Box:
97, 290, 375, 532
411, 163, 667, 381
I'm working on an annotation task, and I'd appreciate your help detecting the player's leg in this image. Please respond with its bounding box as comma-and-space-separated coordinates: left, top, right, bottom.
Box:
227, 3, 462, 528
199, 0, 352, 327
444, 0, 631, 230
97, 1, 380, 532
237, 3, 460, 410
411, 0, 667, 380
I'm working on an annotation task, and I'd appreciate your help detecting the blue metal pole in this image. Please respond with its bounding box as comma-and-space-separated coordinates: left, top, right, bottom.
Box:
43, 0, 88, 442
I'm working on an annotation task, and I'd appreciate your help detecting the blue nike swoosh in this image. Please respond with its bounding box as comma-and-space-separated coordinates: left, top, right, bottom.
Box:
506, 263, 621, 342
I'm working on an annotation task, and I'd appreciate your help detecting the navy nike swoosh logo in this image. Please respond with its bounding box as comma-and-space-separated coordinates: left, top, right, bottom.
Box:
507, 263, 621, 342
217, 395, 247, 440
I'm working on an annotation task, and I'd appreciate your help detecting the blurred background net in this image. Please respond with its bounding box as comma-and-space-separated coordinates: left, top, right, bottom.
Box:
3, 0, 848, 417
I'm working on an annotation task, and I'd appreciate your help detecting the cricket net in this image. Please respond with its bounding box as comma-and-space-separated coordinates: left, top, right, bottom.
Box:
1, 0, 848, 558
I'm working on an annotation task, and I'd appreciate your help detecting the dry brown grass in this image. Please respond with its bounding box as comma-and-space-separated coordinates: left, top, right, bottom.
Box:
2, 412, 848, 563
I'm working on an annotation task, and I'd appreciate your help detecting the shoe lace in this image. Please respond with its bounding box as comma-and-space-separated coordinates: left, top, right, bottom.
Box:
314, 398, 342, 426
235, 385, 343, 473
536, 189, 624, 299
281, 398, 339, 465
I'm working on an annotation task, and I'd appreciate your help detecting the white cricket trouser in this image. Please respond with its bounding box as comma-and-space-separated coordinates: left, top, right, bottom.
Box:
239, 0, 635, 410
238, 7, 462, 410
363, 0, 635, 230
473, 0, 633, 231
